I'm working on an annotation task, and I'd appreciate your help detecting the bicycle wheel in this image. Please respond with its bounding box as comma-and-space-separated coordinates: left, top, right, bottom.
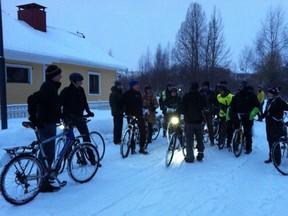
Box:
212, 119, 219, 139
120, 129, 131, 158
165, 133, 176, 167
77, 132, 105, 161
67, 143, 99, 183
272, 140, 288, 176
166, 122, 174, 142
55, 137, 67, 173
0, 154, 44, 205
151, 122, 160, 140
217, 122, 227, 150
232, 129, 244, 157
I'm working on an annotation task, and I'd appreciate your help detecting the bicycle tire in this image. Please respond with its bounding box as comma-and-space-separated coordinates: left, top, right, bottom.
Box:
55, 137, 67, 173
272, 140, 288, 176
67, 143, 99, 183
77, 131, 106, 161
212, 119, 220, 139
166, 122, 174, 143
217, 122, 227, 150
151, 122, 160, 140
232, 129, 244, 157
0, 153, 44, 205
165, 132, 176, 167
121, 129, 131, 158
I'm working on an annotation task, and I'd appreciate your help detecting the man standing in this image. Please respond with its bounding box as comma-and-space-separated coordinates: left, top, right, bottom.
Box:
59, 73, 96, 165
200, 81, 215, 146
230, 81, 260, 154
28, 64, 62, 192
181, 81, 207, 162
159, 82, 173, 136
257, 84, 265, 121
122, 80, 148, 154
109, 81, 124, 145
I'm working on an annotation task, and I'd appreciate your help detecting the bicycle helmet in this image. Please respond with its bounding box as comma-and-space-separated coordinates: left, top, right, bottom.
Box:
69, 73, 83, 83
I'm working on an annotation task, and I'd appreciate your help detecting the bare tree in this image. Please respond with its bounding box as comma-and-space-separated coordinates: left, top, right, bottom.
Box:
239, 46, 256, 76
254, 6, 288, 86
204, 6, 230, 84
173, 2, 207, 80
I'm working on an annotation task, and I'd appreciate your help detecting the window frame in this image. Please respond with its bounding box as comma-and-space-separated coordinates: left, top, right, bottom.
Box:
88, 72, 101, 96
6, 64, 33, 84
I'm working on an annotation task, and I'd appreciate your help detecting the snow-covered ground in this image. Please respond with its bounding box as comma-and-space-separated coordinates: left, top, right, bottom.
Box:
0, 109, 287, 216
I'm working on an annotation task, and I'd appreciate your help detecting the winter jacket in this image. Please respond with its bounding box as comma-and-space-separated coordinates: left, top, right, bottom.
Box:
200, 88, 217, 112
122, 88, 143, 118
181, 90, 207, 124
263, 96, 288, 123
142, 92, 159, 123
59, 83, 91, 118
37, 80, 62, 124
159, 88, 172, 111
109, 85, 124, 117
217, 92, 234, 118
257, 90, 265, 104
230, 87, 259, 120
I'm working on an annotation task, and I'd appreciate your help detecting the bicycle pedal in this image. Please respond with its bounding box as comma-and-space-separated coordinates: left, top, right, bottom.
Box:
60, 181, 67, 187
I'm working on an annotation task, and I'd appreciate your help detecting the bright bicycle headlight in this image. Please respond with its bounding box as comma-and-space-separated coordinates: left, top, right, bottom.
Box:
171, 116, 180, 125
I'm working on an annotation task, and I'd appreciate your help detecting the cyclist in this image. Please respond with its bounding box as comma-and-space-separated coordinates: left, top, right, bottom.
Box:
159, 82, 173, 137
142, 85, 159, 144
200, 81, 216, 146
217, 84, 234, 149
181, 81, 207, 162
256, 84, 265, 121
230, 81, 260, 154
109, 80, 124, 145
122, 80, 148, 155
261, 86, 288, 163
28, 64, 62, 192
59, 73, 96, 164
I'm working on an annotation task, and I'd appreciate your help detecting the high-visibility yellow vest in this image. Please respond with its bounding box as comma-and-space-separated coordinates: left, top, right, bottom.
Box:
217, 93, 234, 117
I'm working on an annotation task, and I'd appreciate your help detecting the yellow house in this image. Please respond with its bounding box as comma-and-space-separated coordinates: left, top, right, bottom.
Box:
3, 3, 127, 105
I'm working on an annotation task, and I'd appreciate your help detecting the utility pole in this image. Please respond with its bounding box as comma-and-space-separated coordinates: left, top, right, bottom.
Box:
0, 0, 8, 129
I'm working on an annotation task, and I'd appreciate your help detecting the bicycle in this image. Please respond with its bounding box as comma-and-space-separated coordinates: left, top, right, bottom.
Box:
120, 115, 140, 158
165, 107, 180, 142
55, 117, 105, 173
165, 115, 186, 167
217, 118, 227, 150
271, 120, 288, 175
0, 120, 100, 205
231, 114, 246, 157
212, 116, 220, 139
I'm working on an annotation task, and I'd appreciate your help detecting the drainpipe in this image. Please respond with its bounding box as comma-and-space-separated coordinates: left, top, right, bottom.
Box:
0, 1, 7, 129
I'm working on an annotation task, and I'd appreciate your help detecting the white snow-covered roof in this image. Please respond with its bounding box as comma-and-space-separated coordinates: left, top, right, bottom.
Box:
2, 11, 127, 71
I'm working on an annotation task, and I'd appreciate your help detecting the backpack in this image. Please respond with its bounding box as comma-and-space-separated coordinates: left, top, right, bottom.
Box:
27, 91, 41, 118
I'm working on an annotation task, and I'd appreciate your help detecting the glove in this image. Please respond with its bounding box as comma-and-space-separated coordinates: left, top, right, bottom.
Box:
28, 116, 43, 129
87, 111, 94, 117
249, 107, 260, 121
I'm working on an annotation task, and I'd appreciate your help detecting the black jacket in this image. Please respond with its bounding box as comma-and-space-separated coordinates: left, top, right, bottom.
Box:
230, 87, 259, 117
59, 83, 90, 117
181, 90, 206, 124
122, 88, 143, 118
38, 80, 62, 124
263, 96, 288, 123
109, 85, 124, 116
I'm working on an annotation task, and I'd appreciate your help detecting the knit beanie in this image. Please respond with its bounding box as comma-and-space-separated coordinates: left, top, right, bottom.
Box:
130, 80, 139, 88
45, 65, 62, 80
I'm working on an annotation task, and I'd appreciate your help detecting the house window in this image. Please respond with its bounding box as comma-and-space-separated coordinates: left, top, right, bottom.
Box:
6, 64, 32, 84
89, 72, 101, 95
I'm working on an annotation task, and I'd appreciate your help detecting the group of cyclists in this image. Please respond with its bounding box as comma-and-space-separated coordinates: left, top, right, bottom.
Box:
110, 78, 288, 164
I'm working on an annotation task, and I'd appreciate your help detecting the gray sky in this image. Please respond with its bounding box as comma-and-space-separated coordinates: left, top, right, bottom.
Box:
3, 0, 288, 71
